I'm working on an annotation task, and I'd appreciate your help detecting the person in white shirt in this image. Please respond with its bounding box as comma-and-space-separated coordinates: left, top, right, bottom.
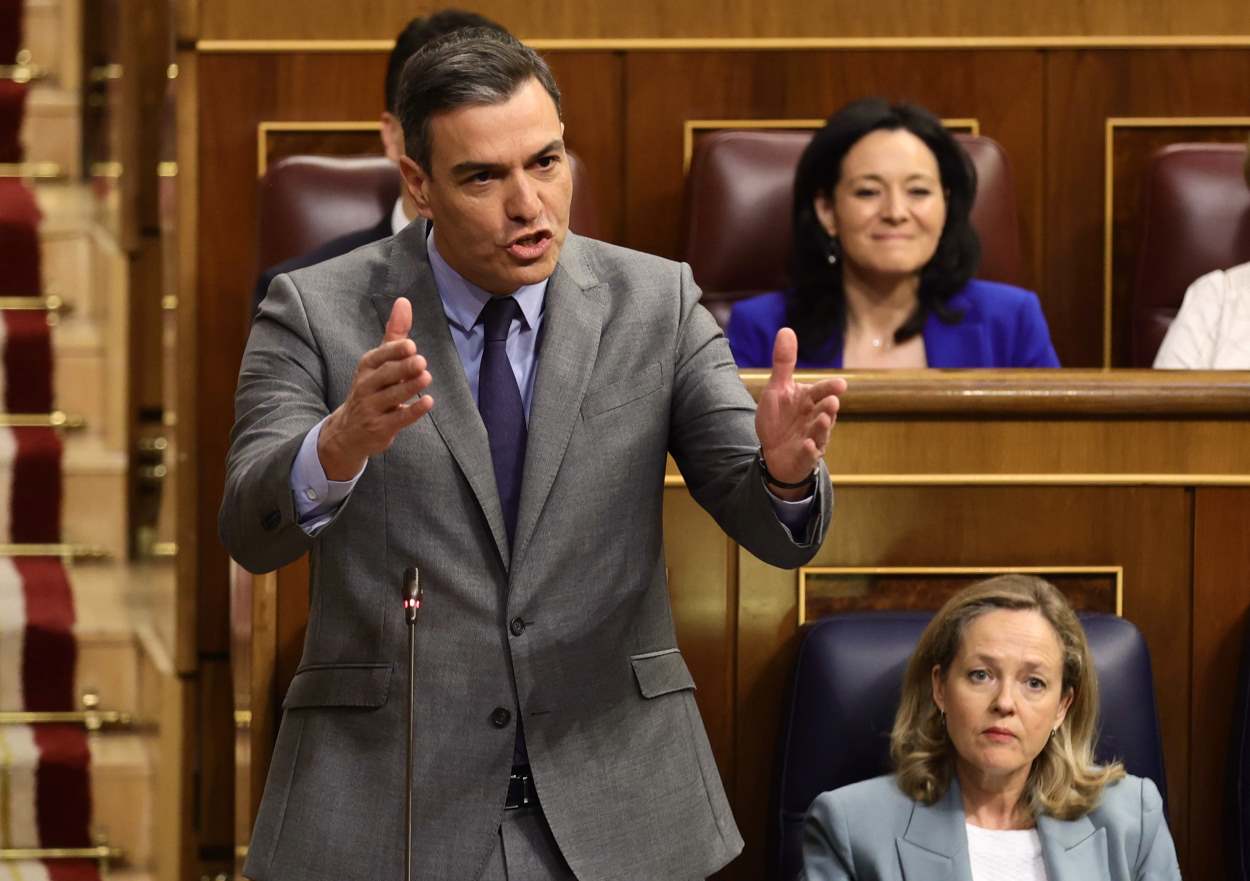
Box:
1154, 142, 1250, 369
799, 575, 1181, 881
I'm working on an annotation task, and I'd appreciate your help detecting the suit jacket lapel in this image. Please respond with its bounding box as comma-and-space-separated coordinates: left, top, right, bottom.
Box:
373, 226, 510, 564
511, 235, 605, 568
1037, 813, 1108, 881
897, 783, 965, 881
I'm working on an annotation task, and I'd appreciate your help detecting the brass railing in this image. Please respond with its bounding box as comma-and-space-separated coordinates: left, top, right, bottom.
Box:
0, 50, 48, 84
0, 543, 110, 561
0, 843, 123, 876
0, 295, 73, 325
0, 412, 87, 429
0, 161, 65, 180
0, 709, 132, 729
0, 691, 132, 730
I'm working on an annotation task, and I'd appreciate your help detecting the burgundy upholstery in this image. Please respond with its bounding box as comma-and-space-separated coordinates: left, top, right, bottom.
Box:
683, 130, 1023, 328
0, 80, 27, 163
0, 177, 42, 293
1131, 143, 1250, 367
258, 150, 601, 272
0, 0, 22, 66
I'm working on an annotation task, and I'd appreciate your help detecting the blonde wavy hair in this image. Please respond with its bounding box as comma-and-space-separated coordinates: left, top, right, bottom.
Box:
890, 574, 1125, 820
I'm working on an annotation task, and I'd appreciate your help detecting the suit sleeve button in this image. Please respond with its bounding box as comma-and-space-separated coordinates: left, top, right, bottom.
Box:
509, 617, 526, 636
490, 707, 513, 728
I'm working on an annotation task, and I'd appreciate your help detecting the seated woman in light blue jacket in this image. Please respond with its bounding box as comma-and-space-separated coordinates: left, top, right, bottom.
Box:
801, 575, 1180, 881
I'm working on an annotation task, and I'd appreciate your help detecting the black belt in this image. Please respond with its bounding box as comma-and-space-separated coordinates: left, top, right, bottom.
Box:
505, 764, 537, 810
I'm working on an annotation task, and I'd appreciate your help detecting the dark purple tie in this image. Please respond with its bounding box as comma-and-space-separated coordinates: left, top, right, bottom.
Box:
477, 296, 527, 547
478, 296, 531, 766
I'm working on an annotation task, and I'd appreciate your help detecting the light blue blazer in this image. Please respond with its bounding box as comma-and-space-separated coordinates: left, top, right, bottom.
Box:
800, 774, 1181, 881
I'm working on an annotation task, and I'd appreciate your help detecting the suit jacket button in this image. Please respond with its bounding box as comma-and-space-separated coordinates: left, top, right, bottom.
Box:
509, 617, 526, 636
261, 510, 281, 531
490, 707, 512, 728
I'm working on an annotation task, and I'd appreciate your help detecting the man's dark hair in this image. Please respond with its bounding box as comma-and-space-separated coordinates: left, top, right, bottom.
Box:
786, 98, 981, 361
395, 28, 562, 174
384, 10, 507, 115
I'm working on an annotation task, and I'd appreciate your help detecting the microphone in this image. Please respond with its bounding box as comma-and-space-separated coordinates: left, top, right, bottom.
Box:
403, 566, 422, 624
402, 566, 422, 881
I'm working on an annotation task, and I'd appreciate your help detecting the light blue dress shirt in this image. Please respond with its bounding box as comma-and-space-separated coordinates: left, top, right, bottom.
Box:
289, 230, 812, 534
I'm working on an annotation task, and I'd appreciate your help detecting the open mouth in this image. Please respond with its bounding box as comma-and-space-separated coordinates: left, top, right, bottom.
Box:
506, 230, 553, 261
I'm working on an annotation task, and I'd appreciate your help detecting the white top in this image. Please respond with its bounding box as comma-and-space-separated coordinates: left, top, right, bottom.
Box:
1153, 261, 1250, 369
389, 196, 412, 236
965, 822, 1048, 881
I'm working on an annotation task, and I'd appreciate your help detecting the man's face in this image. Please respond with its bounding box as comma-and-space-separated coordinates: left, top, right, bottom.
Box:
401, 77, 572, 294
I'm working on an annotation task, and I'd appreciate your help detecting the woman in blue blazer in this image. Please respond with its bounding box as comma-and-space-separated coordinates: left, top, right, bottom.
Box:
800, 576, 1180, 881
726, 99, 1060, 369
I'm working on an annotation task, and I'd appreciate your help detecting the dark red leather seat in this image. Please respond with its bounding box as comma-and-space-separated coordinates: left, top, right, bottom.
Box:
682, 130, 1023, 328
1131, 143, 1250, 366
257, 151, 601, 272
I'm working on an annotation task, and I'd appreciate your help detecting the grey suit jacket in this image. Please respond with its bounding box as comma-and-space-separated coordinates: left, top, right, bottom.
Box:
800, 774, 1181, 881
219, 224, 833, 881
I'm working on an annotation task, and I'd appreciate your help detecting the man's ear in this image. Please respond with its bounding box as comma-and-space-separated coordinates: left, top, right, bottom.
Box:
380, 112, 405, 164
399, 155, 434, 220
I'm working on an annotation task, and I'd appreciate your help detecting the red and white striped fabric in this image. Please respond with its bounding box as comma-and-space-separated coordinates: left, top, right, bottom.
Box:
0, 426, 62, 544
0, 559, 96, 877
0, 99, 96, 875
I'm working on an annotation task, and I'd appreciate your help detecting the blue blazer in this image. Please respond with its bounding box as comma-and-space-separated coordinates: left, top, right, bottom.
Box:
725, 279, 1061, 368
800, 774, 1180, 881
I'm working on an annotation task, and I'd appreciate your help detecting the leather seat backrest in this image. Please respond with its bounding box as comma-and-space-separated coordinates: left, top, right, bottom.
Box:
1132, 143, 1250, 366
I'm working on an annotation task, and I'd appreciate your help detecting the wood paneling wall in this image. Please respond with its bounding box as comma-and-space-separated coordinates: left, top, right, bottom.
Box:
181, 14, 1250, 881
188, 43, 1250, 369
196, 0, 1250, 41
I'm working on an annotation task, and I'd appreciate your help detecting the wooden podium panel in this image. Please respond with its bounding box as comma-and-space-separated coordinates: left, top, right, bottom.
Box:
664, 369, 1249, 880
243, 370, 1249, 879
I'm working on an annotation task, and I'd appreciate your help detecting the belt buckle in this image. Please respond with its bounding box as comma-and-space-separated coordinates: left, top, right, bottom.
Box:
506, 769, 534, 810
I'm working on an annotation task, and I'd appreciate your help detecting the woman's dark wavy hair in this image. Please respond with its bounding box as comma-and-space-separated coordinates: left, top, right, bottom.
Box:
787, 98, 981, 361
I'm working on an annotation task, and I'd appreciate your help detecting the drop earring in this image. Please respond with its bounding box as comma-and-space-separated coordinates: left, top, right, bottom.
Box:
825, 237, 840, 266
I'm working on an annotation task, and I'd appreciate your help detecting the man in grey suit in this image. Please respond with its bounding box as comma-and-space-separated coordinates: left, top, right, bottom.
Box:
221, 29, 845, 881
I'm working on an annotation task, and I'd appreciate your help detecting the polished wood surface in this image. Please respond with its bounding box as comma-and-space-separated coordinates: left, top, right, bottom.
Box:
1190, 489, 1250, 881
762, 368, 1250, 415
196, 1, 1250, 41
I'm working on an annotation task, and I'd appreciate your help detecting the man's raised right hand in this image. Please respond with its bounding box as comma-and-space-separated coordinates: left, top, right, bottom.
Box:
317, 297, 433, 480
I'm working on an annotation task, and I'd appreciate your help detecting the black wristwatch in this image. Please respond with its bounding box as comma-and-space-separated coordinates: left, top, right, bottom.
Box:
757, 448, 818, 491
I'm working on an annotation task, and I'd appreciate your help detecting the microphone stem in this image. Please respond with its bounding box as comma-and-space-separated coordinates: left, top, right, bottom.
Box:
405, 617, 416, 881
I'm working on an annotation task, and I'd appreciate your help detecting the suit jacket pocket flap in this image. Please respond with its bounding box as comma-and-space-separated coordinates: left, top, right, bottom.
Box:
582, 362, 663, 418
630, 649, 695, 698
283, 663, 392, 710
